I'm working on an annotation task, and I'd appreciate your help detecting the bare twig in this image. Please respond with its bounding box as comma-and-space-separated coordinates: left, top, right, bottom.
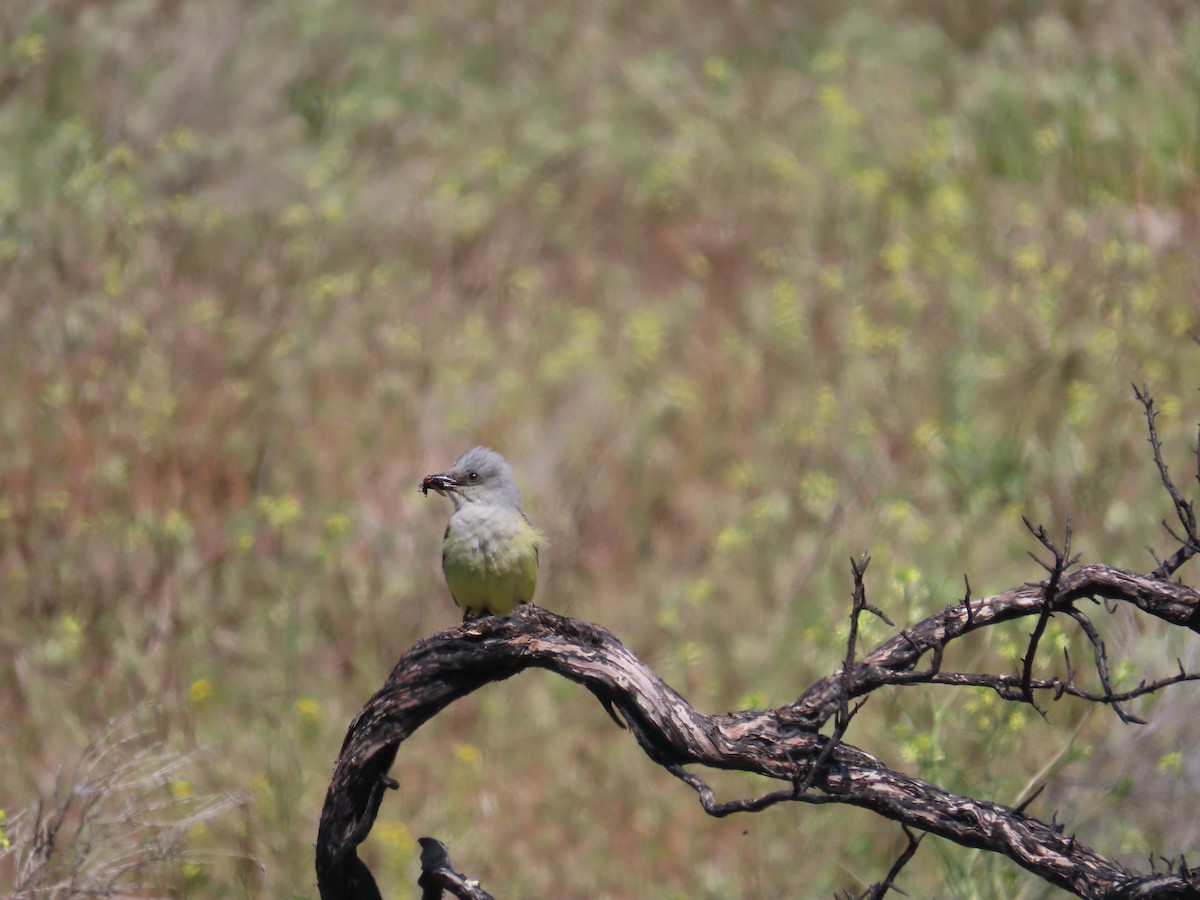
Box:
798, 555, 883, 792
885, 658, 1200, 708
1134, 384, 1200, 578
1065, 608, 1144, 724
859, 825, 925, 900
667, 764, 838, 817
1019, 517, 1078, 717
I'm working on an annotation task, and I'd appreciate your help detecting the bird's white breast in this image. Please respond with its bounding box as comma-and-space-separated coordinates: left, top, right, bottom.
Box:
446, 503, 530, 568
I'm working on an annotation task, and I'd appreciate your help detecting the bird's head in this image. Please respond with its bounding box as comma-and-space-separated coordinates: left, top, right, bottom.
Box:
420, 446, 522, 510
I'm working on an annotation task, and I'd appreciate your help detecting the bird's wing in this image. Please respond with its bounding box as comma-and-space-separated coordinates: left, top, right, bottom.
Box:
522, 512, 539, 565
441, 522, 461, 607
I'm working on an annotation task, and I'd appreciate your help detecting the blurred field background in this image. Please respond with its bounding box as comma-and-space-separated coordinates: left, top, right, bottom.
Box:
2, 0, 1199, 896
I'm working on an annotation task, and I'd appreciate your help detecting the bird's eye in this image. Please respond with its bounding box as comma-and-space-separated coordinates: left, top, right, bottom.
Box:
468, 471, 480, 482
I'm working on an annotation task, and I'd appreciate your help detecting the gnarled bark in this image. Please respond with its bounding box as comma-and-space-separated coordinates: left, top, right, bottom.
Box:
316, 569, 1200, 899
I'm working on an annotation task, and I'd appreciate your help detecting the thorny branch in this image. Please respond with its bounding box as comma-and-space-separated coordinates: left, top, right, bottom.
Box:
317, 386, 1200, 899
796, 554, 887, 793
1135, 383, 1200, 579
1019, 517, 1080, 719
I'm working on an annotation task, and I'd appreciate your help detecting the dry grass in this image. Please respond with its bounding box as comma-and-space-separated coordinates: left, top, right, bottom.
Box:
1, 711, 243, 898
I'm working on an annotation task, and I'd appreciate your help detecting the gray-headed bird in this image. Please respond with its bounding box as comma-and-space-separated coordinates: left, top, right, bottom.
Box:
420, 447, 542, 619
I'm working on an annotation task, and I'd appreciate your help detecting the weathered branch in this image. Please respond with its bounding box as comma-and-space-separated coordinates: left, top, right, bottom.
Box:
318, 385, 1200, 898
316, 564, 1200, 899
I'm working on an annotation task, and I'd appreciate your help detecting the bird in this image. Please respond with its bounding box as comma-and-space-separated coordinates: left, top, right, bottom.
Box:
419, 447, 542, 619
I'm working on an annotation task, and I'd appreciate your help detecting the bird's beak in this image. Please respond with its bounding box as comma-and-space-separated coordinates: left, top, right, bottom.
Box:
419, 473, 458, 497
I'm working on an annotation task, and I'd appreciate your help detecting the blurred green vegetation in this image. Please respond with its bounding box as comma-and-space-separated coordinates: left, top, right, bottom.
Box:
1, 0, 1199, 896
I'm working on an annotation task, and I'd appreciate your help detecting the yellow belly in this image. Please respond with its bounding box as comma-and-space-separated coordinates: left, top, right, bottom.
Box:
442, 506, 540, 616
